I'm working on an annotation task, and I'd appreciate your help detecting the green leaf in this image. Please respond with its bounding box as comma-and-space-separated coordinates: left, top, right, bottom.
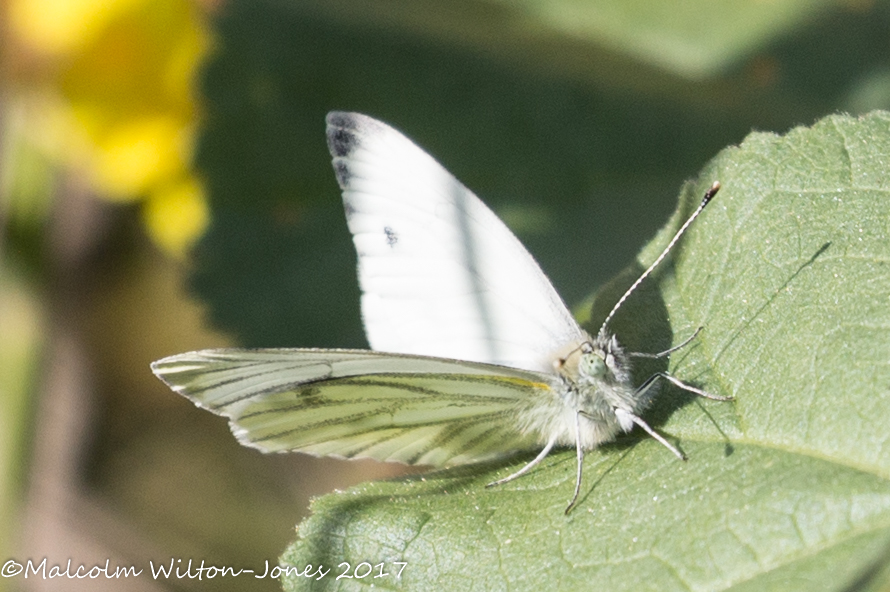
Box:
302, 0, 842, 79
281, 112, 890, 591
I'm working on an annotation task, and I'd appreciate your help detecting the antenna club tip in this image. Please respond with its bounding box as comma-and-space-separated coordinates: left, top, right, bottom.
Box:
701, 181, 721, 206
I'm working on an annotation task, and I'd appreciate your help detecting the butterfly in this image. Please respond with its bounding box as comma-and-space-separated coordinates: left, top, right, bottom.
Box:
151, 112, 731, 513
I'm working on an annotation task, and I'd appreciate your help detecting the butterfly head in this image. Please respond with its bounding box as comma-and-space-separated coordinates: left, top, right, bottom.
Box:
553, 333, 629, 387
578, 342, 607, 379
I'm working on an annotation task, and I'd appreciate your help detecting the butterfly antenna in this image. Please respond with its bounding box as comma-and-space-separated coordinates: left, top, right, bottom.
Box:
598, 181, 721, 336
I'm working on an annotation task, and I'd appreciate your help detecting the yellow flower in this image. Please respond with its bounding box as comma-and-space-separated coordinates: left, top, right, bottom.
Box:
143, 176, 208, 257
7, 0, 210, 257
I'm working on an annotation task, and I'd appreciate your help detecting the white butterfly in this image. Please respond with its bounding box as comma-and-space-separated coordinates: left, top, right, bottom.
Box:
152, 112, 731, 513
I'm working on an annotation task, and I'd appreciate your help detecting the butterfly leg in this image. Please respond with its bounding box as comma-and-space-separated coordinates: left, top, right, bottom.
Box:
628, 328, 731, 400
564, 411, 586, 514
629, 327, 703, 359
620, 370, 733, 460
486, 435, 557, 489
614, 408, 686, 461
638, 371, 733, 401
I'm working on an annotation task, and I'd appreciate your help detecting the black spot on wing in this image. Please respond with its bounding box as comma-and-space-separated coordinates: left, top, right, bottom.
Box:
384, 226, 398, 247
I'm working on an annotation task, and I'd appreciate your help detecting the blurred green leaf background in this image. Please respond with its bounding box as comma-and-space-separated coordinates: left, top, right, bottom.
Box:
2, 0, 890, 591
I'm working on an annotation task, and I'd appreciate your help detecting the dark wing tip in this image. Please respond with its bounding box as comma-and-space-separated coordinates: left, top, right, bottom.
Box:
325, 111, 358, 129
332, 159, 351, 188
326, 112, 388, 187
325, 111, 391, 156
326, 111, 363, 157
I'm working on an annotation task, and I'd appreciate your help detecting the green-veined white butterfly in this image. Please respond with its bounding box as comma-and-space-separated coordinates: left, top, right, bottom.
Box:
151, 112, 731, 513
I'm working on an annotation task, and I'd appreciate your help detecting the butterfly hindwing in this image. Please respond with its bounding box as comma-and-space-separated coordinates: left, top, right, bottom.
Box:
151, 349, 551, 467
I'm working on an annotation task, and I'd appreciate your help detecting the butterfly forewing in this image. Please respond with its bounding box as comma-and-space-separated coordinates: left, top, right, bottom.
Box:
326, 112, 586, 373
151, 349, 550, 466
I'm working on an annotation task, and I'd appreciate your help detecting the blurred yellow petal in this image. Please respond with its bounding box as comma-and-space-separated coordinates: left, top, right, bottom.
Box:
143, 177, 208, 258
91, 116, 189, 199
8, 0, 146, 56
59, 0, 206, 120
163, 11, 210, 104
